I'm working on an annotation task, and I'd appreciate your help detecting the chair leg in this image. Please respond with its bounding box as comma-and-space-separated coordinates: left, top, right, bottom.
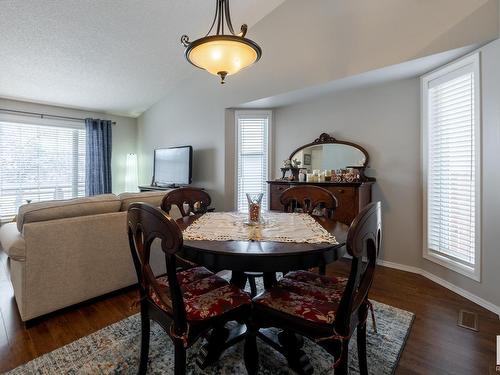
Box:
248, 276, 258, 298
244, 320, 259, 375
318, 263, 326, 275
357, 321, 368, 375
139, 308, 150, 375
174, 340, 186, 375
333, 339, 349, 375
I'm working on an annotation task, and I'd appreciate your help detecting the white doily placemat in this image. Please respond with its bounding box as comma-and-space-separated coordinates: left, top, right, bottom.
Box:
182, 212, 338, 244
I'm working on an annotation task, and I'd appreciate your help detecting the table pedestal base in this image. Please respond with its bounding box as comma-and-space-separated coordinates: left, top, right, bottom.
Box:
258, 329, 314, 375
196, 323, 247, 368
196, 322, 313, 375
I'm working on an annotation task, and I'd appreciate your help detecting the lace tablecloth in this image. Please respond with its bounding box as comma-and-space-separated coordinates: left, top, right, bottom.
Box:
183, 212, 338, 244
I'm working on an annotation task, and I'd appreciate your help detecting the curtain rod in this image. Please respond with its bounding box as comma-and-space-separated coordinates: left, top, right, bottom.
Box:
0, 108, 117, 125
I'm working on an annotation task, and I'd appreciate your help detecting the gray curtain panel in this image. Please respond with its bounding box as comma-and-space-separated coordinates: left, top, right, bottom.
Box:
85, 118, 112, 196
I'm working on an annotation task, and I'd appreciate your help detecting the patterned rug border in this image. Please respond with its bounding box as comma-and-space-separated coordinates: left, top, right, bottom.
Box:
5, 300, 415, 375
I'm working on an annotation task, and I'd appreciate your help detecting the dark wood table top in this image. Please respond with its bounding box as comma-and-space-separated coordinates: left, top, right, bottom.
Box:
176, 213, 348, 273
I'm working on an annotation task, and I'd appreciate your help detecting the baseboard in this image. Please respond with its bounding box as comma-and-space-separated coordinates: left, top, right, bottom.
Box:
376, 259, 422, 275
376, 259, 500, 318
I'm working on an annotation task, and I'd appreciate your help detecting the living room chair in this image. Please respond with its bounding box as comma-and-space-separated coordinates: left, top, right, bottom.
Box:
127, 203, 251, 375
245, 202, 382, 375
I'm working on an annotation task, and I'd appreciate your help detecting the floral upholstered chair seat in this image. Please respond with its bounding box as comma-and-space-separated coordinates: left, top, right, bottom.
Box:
150, 266, 251, 321
253, 270, 348, 325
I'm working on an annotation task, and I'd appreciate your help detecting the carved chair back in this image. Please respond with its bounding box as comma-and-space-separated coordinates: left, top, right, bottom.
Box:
127, 202, 187, 332
161, 187, 212, 217
335, 201, 382, 335
280, 185, 338, 219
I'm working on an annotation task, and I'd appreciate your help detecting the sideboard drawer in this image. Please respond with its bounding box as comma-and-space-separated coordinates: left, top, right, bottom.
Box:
324, 186, 357, 224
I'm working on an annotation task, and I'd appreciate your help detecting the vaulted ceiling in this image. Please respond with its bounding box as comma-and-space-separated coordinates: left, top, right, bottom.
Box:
0, 0, 284, 116
1, 0, 498, 117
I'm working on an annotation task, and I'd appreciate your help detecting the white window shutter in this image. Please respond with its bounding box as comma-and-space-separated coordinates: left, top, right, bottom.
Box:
236, 112, 270, 212
422, 53, 480, 280
0, 121, 86, 221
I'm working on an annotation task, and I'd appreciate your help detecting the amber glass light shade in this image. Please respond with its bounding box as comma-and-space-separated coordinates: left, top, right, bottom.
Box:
185, 36, 261, 81
181, 0, 262, 83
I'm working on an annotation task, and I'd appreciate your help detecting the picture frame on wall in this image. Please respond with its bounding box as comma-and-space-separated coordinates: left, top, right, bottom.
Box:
303, 153, 311, 165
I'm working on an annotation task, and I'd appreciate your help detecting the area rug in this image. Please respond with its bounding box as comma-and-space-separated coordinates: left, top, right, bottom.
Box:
6, 300, 414, 375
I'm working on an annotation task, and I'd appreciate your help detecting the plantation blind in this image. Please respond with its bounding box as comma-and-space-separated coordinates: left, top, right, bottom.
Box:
236, 113, 270, 212
0, 121, 86, 221
425, 58, 479, 270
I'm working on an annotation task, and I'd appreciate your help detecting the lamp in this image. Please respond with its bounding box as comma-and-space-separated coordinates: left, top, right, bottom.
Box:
181, 0, 262, 84
125, 153, 139, 192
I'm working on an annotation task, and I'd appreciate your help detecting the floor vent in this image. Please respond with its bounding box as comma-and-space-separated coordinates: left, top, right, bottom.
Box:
457, 310, 479, 331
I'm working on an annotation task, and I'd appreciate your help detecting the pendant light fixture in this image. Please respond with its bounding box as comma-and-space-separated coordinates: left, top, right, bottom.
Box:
181, 0, 262, 84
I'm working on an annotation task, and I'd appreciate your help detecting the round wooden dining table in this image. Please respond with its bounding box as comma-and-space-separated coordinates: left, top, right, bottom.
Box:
175, 212, 349, 373
176, 213, 348, 284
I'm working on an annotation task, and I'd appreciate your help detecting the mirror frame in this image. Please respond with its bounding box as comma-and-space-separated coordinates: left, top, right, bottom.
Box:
288, 133, 370, 168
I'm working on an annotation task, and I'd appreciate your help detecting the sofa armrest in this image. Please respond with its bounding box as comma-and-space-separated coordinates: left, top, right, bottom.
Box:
0, 222, 26, 261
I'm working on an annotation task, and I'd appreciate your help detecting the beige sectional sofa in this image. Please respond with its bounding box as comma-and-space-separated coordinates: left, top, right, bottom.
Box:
0, 190, 176, 321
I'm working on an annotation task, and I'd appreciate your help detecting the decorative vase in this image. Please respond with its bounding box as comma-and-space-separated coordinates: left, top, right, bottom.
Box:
246, 193, 263, 224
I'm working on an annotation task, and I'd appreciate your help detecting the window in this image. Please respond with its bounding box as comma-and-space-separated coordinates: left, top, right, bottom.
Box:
421, 53, 481, 281
235, 111, 271, 212
0, 120, 86, 222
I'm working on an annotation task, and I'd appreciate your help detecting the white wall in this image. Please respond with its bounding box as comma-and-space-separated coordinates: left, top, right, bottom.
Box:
274, 79, 421, 267
0, 98, 137, 194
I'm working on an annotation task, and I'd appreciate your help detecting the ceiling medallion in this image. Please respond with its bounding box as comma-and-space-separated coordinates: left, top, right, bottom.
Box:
181, 0, 262, 84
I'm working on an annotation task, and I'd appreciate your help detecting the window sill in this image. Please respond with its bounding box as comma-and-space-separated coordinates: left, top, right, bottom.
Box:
423, 250, 480, 282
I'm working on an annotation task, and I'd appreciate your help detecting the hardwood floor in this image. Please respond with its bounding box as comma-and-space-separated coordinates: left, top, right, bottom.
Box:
0, 253, 498, 374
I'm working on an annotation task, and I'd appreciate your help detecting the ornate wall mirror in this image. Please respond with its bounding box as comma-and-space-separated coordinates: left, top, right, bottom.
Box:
289, 133, 369, 172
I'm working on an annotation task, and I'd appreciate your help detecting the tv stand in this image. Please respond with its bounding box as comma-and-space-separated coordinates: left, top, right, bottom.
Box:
138, 185, 177, 192
138, 184, 199, 192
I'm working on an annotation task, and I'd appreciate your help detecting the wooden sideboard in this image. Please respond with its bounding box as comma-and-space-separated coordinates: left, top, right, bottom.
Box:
267, 180, 374, 225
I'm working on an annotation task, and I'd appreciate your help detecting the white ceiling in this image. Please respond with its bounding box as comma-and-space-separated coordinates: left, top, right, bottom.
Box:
0, 0, 284, 117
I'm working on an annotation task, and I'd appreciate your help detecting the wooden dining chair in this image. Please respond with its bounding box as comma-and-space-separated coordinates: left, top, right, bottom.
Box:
161, 187, 211, 217
281, 185, 338, 275
280, 185, 338, 219
161, 187, 212, 269
245, 202, 382, 375
127, 203, 251, 375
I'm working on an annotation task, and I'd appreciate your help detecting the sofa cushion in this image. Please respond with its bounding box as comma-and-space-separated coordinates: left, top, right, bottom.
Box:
0, 222, 26, 261
118, 191, 171, 211
17, 194, 121, 232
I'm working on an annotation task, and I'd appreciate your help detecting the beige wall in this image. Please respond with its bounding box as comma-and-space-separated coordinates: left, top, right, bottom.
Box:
0, 98, 137, 194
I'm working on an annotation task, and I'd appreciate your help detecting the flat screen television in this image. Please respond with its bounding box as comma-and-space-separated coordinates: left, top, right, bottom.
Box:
153, 146, 193, 187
